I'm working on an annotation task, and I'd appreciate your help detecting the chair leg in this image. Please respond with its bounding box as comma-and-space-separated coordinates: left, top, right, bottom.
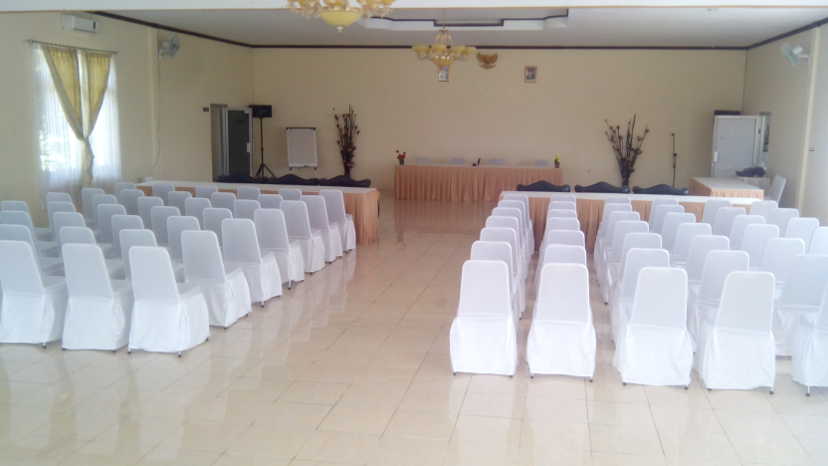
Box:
806, 386, 811, 397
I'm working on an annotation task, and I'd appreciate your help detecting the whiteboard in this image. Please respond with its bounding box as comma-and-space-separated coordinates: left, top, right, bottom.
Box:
286, 127, 318, 168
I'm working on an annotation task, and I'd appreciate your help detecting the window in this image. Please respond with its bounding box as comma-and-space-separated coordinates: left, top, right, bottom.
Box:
34, 46, 121, 198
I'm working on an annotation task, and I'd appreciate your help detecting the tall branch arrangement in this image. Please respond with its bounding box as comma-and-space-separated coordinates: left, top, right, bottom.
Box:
604, 114, 650, 188
333, 105, 360, 178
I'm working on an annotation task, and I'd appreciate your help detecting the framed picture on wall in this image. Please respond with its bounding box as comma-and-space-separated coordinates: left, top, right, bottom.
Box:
524, 66, 538, 83
437, 67, 449, 82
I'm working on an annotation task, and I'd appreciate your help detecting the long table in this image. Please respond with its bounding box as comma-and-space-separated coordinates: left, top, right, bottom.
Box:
689, 177, 765, 199
137, 180, 380, 245
395, 165, 563, 202
502, 191, 760, 252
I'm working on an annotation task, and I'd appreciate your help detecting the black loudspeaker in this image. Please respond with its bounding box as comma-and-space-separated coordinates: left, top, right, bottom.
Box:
250, 104, 272, 119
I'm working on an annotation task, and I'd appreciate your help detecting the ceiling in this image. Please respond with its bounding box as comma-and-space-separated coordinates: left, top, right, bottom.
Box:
105, 7, 828, 48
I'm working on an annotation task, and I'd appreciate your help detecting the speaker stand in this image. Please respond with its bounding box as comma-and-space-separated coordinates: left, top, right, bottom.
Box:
254, 117, 275, 179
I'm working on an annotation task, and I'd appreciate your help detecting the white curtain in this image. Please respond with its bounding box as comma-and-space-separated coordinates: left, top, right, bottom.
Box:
33, 46, 121, 200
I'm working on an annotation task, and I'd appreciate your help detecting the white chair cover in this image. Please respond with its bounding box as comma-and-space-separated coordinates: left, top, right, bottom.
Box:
449, 260, 517, 376
52, 212, 86, 238
0, 240, 67, 345
671, 222, 712, 266
661, 212, 696, 251
614, 267, 693, 387
792, 287, 828, 392
0, 210, 58, 255
150, 206, 180, 246
651, 204, 685, 235
92, 194, 117, 224
713, 207, 747, 236
688, 250, 749, 340
222, 218, 282, 303
210, 192, 237, 211
768, 207, 800, 233
471, 240, 523, 318
81, 187, 105, 223
0, 200, 29, 212
548, 201, 576, 211
195, 185, 218, 198
595, 210, 640, 272
534, 244, 587, 293
320, 190, 357, 252
480, 227, 525, 278
785, 217, 820, 250
740, 223, 780, 266
280, 188, 302, 200
167, 215, 201, 261
0, 224, 62, 277
594, 203, 634, 252
233, 199, 261, 221
119, 229, 158, 279
609, 248, 671, 342
110, 214, 143, 257
811, 227, 828, 254
548, 209, 577, 218
697, 271, 776, 391
254, 208, 305, 285
775, 255, 828, 356
749, 200, 778, 219
486, 215, 527, 266
166, 190, 192, 214
61, 243, 131, 351
760, 238, 805, 286
151, 183, 175, 200
728, 214, 765, 249
599, 220, 649, 303
702, 199, 731, 225
259, 194, 283, 209
606, 232, 662, 298
202, 207, 233, 245
281, 200, 325, 273
545, 217, 580, 231
499, 199, 534, 248
182, 230, 251, 328
127, 246, 210, 354
544, 229, 585, 247
113, 182, 136, 195
528, 263, 595, 378
46, 201, 77, 239
303, 195, 343, 263
184, 197, 212, 221
117, 189, 144, 215
137, 196, 164, 229
237, 185, 261, 200
651, 198, 679, 209
46, 191, 73, 204
95, 203, 127, 244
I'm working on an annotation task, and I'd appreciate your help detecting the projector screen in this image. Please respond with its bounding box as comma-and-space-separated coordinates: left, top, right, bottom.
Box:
286, 127, 318, 168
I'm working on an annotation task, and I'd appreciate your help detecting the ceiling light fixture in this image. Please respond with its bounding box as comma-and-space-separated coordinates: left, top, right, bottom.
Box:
287, 0, 395, 32
413, 28, 477, 69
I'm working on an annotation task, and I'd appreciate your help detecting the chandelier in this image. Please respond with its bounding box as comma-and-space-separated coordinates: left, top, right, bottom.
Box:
288, 0, 395, 32
413, 29, 477, 69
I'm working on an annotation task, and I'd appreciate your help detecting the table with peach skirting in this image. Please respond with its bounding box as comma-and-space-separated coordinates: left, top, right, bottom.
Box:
138, 181, 380, 244
394, 165, 563, 201
688, 177, 765, 199
500, 191, 759, 252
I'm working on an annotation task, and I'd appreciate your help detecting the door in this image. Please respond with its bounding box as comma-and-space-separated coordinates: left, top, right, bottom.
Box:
711, 116, 761, 177
226, 109, 252, 177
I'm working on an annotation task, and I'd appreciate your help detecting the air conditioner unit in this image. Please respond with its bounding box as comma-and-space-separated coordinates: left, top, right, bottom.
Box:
62, 14, 98, 33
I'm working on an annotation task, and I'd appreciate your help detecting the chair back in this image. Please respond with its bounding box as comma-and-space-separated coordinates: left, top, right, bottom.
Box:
167, 215, 201, 260
740, 223, 780, 265
182, 230, 227, 281
222, 218, 264, 264
63, 243, 113, 299
685, 235, 730, 282
779, 255, 828, 308
237, 185, 261, 200
600, 203, 633, 225
470, 240, 516, 280
766, 175, 786, 203
541, 244, 587, 266
137, 196, 164, 228
96, 204, 127, 242
150, 206, 180, 245
0, 200, 29, 212
698, 250, 750, 303
547, 209, 577, 219
184, 197, 212, 220
553, 194, 577, 203
811, 227, 828, 254
210, 191, 237, 211
92, 194, 118, 222
195, 185, 218, 198
545, 217, 580, 231
671, 222, 712, 262
650, 198, 679, 210
600, 211, 640, 243
320, 190, 348, 224
457, 260, 512, 317
651, 204, 685, 234
129, 246, 179, 302
110, 214, 144, 252
749, 200, 778, 219
702, 199, 731, 225
81, 187, 105, 219
716, 271, 775, 332
259, 194, 283, 209
785, 217, 820, 250
498, 200, 530, 226
233, 199, 261, 221
618, 248, 670, 302
768, 207, 800, 233
46, 191, 73, 204
117, 188, 144, 215
0, 240, 44, 293
815, 287, 828, 332
661, 212, 697, 251
480, 227, 520, 259
0, 224, 37, 247
762, 238, 805, 284
59, 226, 97, 246
47, 201, 77, 234
713, 207, 747, 236
119, 229, 157, 278
608, 220, 649, 255
486, 216, 520, 236
303, 195, 332, 231
280, 188, 302, 201
535, 263, 591, 322
619, 233, 662, 268
166, 190, 192, 214
254, 208, 291, 251
113, 182, 136, 195
543, 229, 585, 247
151, 183, 175, 200
491, 208, 524, 234
53, 212, 86, 241
280, 200, 313, 240
630, 267, 688, 329
729, 214, 765, 249
202, 207, 232, 244
548, 201, 576, 211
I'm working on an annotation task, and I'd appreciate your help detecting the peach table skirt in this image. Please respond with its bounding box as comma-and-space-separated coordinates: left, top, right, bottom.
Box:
395, 165, 563, 202
138, 185, 380, 244
688, 177, 764, 199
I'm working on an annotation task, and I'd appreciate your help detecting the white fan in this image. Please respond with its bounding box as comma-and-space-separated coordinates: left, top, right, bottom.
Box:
159, 35, 181, 58
781, 43, 809, 66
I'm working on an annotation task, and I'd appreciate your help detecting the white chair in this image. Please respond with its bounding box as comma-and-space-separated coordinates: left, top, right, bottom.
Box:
785, 217, 820, 250
697, 271, 776, 392
81, 187, 105, 223
650, 198, 679, 210
119, 229, 159, 280
167, 216, 201, 261
61, 243, 131, 351
182, 230, 251, 329
259, 194, 283, 209
688, 250, 749, 340
0, 240, 67, 347
210, 191, 236, 211
280, 188, 302, 201
127, 246, 210, 356
651, 204, 685, 235
538, 244, 587, 266
548, 201, 576, 212
303, 195, 343, 263
166, 190, 192, 214
768, 207, 800, 233
758, 238, 805, 287
137, 196, 164, 229
46, 201, 77, 240
58, 226, 125, 278
500, 197, 533, 240
547, 209, 577, 219
449, 260, 517, 376
52, 211, 86, 236
702, 199, 731, 225
749, 200, 778, 219
740, 223, 780, 266
661, 212, 696, 251
486, 215, 527, 269
233, 199, 261, 221
542, 229, 585, 248
151, 183, 175, 200
774, 255, 828, 356
95, 203, 127, 243
606, 232, 662, 298
113, 182, 136, 195
614, 267, 693, 387
222, 218, 282, 305
471, 240, 523, 318
671, 222, 712, 266
281, 200, 325, 273
0, 200, 29, 212
599, 220, 649, 303
195, 185, 218, 199
811, 227, 828, 254
117, 189, 144, 216
766, 175, 786, 203
46, 192, 73, 204
528, 263, 595, 379
609, 248, 671, 341
184, 197, 212, 221
0, 224, 62, 274
0, 210, 58, 255
150, 206, 180, 246
595, 203, 634, 250
237, 186, 261, 200
553, 194, 578, 203
595, 210, 640, 272
544, 217, 580, 231
728, 214, 765, 250
480, 227, 525, 278
254, 208, 305, 286
320, 190, 357, 252
712, 207, 747, 236
91, 194, 118, 224
792, 287, 828, 396
203, 207, 233, 245
110, 214, 143, 258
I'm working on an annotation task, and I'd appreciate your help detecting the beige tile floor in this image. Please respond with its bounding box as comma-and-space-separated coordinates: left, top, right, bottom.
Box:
1, 197, 826, 466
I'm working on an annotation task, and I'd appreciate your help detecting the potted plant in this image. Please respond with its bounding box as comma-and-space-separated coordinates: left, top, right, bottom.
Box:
604, 114, 650, 188
396, 150, 407, 166
554, 155, 561, 168
333, 105, 360, 178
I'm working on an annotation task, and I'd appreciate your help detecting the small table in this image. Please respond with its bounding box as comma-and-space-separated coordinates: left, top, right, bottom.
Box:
689, 177, 765, 199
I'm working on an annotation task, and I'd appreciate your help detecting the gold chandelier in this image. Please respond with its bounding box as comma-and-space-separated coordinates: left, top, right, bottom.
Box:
288, 0, 395, 32
413, 29, 477, 69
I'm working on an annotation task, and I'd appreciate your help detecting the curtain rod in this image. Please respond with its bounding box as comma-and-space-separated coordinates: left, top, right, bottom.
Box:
27, 39, 118, 55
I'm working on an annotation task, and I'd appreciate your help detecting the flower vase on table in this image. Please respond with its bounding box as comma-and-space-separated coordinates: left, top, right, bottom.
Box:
396, 150, 407, 166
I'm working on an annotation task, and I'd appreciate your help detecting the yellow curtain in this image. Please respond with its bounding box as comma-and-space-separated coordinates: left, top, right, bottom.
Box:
42, 46, 83, 140
83, 51, 112, 183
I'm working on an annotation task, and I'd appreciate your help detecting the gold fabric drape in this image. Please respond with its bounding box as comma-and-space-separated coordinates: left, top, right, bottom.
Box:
83, 51, 112, 183
394, 165, 564, 201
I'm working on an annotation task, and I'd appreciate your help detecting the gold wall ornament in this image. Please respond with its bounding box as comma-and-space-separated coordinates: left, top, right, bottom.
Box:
412, 29, 476, 70
288, 0, 395, 32
476, 53, 498, 69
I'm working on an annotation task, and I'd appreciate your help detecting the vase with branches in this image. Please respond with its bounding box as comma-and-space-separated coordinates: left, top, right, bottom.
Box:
334, 105, 360, 178
603, 114, 650, 188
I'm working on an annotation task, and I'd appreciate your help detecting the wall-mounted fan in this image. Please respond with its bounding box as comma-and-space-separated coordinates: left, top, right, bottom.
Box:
781, 43, 809, 66
159, 34, 181, 58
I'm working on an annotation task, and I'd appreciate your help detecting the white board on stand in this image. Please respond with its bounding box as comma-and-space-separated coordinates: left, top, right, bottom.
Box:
286, 127, 318, 169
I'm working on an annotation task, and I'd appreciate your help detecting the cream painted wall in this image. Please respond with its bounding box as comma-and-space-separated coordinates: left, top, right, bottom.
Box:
253, 48, 745, 191
743, 29, 817, 209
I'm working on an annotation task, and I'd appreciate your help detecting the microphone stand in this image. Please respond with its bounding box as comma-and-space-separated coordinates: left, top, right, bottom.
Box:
671, 133, 678, 188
